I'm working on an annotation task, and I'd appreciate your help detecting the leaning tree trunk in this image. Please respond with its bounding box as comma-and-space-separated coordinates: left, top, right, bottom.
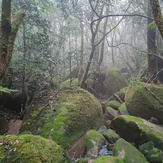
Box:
0, 1, 27, 80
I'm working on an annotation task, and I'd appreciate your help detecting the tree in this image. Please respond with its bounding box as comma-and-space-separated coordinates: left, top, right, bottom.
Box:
150, 0, 163, 39
0, 1, 27, 80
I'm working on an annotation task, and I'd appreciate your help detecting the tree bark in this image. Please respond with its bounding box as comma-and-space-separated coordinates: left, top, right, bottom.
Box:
150, 0, 163, 39
0, 3, 27, 79
148, 1, 157, 83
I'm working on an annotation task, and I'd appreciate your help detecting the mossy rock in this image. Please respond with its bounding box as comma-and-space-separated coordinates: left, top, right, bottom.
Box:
20, 87, 104, 150
104, 68, 127, 97
60, 78, 79, 88
85, 130, 105, 158
103, 129, 120, 144
76, 156, 124, 163
139, 141, 163, 162
105, 106, 119, 120
107, 100, 121, 110
118, 103, 129, 115
125, 82, 163, 122
92, 156, 124, 163
111, 115, 163, 150
0, 134, 70, 163
113, 138, 147, 163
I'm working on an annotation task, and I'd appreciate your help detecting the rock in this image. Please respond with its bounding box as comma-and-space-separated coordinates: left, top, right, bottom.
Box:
104, 68, 127, 97
92, 156, 124, 163
7, 119, 22, 135
125, 83, 163, 122
60, 78, 79, 88
107, 100, 121, 110
105, 106, 119, 120
68, 136, 86, 159
111, 115, 163, 150
103, 129, 120, 144
85, 130, 105, 158
20, 87, 104, 150
76, 156, 124, 163
118, 103, 129, 115
139, 141, 163, 162
0, 117, 8, 134
0, 134, 70, 163
113, 138, 148, 163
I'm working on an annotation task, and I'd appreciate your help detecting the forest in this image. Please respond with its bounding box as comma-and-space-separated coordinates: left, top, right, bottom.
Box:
0, 0, 163, 162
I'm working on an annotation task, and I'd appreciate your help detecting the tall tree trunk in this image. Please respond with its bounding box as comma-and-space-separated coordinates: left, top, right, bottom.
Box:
147, 1, 157, 83
150, 0, 163, 39
0, 2, 27, 80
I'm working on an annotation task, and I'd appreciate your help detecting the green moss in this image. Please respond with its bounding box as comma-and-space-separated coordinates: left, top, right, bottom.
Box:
20, 87, 104, 150
93, 156, 124, 163
125, 82, 163, 122
103, 129, 120, 144
118, 103, 129, 115
104, 68, 127, 96
60, 78, 79, 88
107, 100, 121, 110
111, 115, 163, 150
0, 135, 70, 163
85, 130, 105, 151
139, 141, 163, 162
75, 157, 90, 163
113, 138, 148, 163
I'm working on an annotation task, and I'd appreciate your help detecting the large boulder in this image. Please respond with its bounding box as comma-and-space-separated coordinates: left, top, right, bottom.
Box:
104, 68, 127, 96
113, 138, 148, 163
111, 115, 163, 150
125, 83, 163, 122
20, 87, 104, 150
0, 135, 70, 163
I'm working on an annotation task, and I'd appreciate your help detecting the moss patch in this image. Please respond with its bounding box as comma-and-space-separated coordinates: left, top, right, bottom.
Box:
113, 138, 147, 163
107, 100, 121, 110
111, 115, 163, 150
104, 68, 127, 96
0, 134, 70, 163
103, 129, 120, 144
20, 87, 104, 150
125, 82, 163, 122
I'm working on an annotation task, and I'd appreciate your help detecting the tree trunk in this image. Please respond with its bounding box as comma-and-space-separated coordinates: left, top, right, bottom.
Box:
147, 1, 157, 83
0, 2, 27, 80
150, 0, 163, 39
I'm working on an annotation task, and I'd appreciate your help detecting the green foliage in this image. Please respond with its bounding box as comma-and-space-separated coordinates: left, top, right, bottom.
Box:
139, 141, 163, 162
148, 21, 156, 29
0, 86, 17, 94
128, 77, 141, 84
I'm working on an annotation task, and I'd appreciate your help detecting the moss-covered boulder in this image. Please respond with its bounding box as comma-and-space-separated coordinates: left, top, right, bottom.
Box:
0, 134, 70, 163
118, 103, 129, 115
125, 83, 163, 122
20, 87, 104, 150
103, 129, 120, 144
139, 141, 163, 162
113, 138, 148, 163
60, 78, 79, 88
105, 106, 119, 120
111, 115, 163, 150
107, 100, 121, 110
85, 130, 105, 158
104, 68, 127, 96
